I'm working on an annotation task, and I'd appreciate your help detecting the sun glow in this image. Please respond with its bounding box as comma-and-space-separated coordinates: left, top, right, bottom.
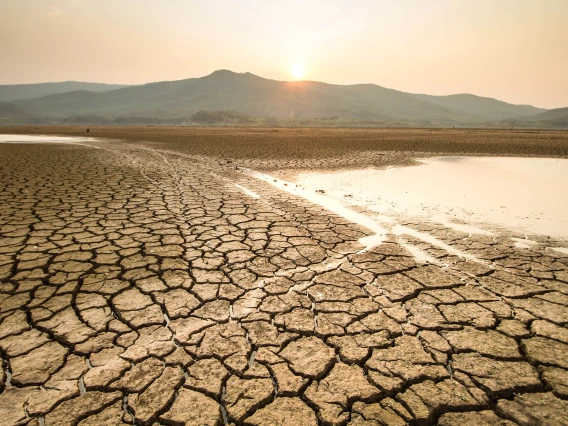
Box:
290, 64, 305, 80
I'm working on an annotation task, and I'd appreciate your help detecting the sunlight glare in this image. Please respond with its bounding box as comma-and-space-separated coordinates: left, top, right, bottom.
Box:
290, 64, 305, 80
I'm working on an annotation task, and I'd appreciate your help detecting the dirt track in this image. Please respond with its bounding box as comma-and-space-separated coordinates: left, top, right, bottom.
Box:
0, 129, 568, 425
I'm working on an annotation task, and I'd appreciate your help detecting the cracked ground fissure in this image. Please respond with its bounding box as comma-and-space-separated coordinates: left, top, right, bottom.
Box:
0, 139, 567, 426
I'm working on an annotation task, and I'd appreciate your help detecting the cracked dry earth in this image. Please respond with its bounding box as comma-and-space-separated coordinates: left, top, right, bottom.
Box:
1, 140, 568, 426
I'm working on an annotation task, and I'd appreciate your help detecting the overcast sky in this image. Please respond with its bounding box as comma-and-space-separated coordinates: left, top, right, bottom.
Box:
1, 0, 567, 108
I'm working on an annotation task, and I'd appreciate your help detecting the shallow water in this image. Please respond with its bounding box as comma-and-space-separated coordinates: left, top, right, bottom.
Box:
0, 134, 99, 147
0, 134, 92, 143
296, 156, 568, 240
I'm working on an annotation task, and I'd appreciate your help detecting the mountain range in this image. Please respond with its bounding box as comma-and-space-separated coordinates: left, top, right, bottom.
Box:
0, 81, 130, 103
0, 70, 565, 127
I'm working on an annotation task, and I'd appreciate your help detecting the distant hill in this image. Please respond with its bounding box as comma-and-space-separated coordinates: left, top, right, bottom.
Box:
519, 107, 568, 127
0, 81, 130, 103
527, 107, 568, 121
14, 71, 479, 123
410, 93, 546, 120
0, 70, 562, 126
0, 102, 35, 124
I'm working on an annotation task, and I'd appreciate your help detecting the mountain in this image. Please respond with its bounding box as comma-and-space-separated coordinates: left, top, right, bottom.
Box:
410, 93, 546, 120
0, 81, 131, 103
519, 107, 568, 126
14, 70, 479, 123
0, 102, 34, 124
0, 70, 559, 126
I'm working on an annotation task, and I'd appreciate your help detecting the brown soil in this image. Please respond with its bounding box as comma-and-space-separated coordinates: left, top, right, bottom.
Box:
1, 127, 567, 425
3, 125, 568, 164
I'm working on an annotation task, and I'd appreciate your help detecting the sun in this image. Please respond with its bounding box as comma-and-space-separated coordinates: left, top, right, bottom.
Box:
290, 64, 305, 80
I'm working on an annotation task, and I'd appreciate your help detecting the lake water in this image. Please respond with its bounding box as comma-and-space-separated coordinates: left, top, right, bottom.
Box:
0, 134, 98, 147
244, 156, 568, 260
296, 156, 568, 240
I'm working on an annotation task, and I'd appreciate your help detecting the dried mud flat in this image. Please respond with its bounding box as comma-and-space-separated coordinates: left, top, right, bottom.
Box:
1, 127, 568, 425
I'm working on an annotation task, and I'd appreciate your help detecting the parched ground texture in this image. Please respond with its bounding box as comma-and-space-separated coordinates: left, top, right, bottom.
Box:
1, 128, 568, 425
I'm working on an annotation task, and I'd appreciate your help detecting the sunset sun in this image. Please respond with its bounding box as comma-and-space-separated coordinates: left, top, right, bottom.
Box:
290, 64, 305, 80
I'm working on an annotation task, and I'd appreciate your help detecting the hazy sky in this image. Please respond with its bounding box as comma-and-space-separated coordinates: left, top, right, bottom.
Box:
1, 0, 567, 108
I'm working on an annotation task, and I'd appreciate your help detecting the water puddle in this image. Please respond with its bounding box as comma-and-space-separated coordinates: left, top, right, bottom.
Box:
430, 214, 494, 236
245, 156, 568, 261
0, 134, 100, 148
244, 167, 488, 260
294, 157, 568, 239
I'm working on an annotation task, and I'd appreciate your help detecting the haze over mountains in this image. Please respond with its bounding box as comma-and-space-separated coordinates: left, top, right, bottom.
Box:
0, 82, 130, 103
0, 70, 565, 127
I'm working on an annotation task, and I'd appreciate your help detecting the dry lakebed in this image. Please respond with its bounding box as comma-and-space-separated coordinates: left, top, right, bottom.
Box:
0, 127, 567, 425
